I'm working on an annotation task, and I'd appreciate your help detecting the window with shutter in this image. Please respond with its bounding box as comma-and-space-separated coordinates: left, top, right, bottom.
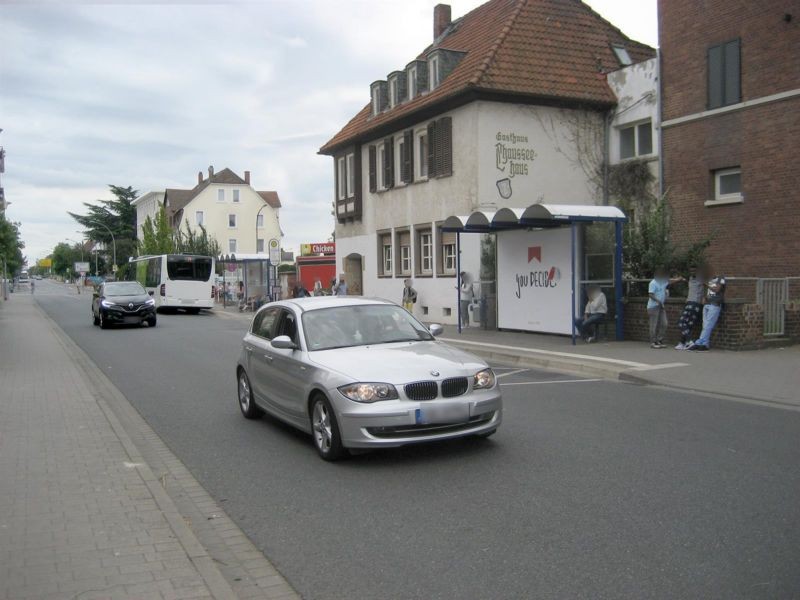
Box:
437, 116, 453, 177
402, 130, 414, 183
384, 137, 394, 189
368, 145, 377, 193
708, 39, 740, 109
427, 121, 437, 178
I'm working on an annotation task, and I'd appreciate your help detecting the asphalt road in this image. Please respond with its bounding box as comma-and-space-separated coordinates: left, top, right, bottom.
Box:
35, 280, 800, 600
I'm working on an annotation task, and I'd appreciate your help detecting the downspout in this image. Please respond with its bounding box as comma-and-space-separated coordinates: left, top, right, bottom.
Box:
603, 109, 613, 206
657, 48, 665, 199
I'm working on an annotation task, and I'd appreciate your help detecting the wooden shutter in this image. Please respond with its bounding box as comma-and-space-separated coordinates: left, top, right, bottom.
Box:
440, 230, 457, 245
368, 145, 377, 193
437, 116, 453, 177
707, 44, 723, 109
724, 39, 740, 105
384, 137, 394, 189
402, 130, 414, 183
427, 121, 437, 177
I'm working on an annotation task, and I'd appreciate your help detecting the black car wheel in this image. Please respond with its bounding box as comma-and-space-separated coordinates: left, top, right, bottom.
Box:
147, 316, 157, 327
237, 370, 262, 419
93, 312, 100, 326
310, 394, 348, 461
99, 311, 109, 329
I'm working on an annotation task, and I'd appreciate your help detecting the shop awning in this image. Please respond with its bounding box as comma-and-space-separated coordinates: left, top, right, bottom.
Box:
442, 204, 627, 232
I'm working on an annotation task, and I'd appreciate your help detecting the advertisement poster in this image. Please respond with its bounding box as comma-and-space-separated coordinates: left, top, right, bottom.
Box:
496, 228, 573, 334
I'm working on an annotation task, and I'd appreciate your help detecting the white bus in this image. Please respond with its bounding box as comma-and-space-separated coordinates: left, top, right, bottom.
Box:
125, 254, 215, 313
18, 270, 30, 285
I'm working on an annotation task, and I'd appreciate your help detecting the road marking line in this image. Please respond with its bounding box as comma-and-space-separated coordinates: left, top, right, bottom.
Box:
440, 337, 649, 368
495, 368, 528, 379
500, 378, 603, 386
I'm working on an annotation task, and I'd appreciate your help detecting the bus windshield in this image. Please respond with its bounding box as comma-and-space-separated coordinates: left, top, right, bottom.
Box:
166, 256, 212, 282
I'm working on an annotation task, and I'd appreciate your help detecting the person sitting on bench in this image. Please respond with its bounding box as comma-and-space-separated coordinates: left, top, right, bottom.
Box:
574, 284, 607, 343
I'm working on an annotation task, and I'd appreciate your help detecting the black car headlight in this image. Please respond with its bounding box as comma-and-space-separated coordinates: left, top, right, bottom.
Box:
338, 383, 399, 403
473, 368, 496, 390
100, 300, 116, 308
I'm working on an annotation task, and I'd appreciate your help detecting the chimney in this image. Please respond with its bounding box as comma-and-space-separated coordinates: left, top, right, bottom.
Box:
208, 165, 214, 179
434, 4, 451, 40
197, 171, 203, 185
244, 170, 251, 185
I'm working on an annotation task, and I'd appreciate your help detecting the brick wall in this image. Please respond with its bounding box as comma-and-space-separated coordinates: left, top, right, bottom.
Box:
658, 0, 800, 279
623, 297, 799, 350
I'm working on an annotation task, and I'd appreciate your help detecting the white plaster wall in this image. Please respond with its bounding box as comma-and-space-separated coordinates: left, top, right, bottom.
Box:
134, 191, 164, 241
477, 101, 604, 207
182, 185, 281, 255
607, 58, 659, 165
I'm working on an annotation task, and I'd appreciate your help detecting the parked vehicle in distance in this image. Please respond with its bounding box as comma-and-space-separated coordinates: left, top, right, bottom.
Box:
92, 281, 157, 329
123, 254, 214, 313
236, 297, 502, 460
17, 270, 30, 285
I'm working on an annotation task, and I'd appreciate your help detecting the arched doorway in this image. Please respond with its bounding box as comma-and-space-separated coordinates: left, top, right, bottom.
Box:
344, 253, 363, 296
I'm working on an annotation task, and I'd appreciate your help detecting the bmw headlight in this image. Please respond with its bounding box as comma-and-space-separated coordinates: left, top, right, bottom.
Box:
100, 300, 116, 308
473, 368, 496, 390
338, 383, 399, 403
145, 298, 155, 306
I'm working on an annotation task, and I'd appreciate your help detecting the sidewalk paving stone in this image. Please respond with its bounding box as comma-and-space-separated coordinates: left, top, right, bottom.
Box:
0, 294, 299, 599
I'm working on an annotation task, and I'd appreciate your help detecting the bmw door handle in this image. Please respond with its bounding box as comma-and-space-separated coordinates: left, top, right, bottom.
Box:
264, 354, 273, 362
245, 346, 254, 353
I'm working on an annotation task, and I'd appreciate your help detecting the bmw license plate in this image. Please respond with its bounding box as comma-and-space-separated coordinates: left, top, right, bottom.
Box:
416, 403, 469, 425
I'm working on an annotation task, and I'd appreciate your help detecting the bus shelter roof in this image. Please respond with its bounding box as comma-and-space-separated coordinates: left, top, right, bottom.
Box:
441, 204, 627, 232
218, 253, 271, 262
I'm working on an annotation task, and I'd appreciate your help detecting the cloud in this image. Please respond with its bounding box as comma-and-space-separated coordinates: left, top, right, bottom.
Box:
0, 0, 656, 263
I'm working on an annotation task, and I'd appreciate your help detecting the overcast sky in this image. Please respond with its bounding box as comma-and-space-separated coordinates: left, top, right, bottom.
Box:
0, 0, 657, 264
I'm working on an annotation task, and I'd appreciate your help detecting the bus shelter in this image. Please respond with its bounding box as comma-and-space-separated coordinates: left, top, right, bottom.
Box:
217, 253, 278, 310
442, 204, 627, 345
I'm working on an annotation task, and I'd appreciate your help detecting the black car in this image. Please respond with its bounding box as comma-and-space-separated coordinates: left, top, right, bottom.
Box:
92, 281, 157, 329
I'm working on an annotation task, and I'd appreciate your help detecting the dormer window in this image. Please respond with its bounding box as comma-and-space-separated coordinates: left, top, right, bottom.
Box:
408, 65, 418, 99
372, 86, 381, 115
389, 78, 398, 108
429, 55, 440, 90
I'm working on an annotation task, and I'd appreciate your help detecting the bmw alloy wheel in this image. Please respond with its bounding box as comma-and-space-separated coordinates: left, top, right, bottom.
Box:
237, 371, 260, 419
312, 401, 332, 453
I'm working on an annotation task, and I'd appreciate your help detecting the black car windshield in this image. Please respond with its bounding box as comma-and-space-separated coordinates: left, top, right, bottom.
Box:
105, 282, 146, 296
302, 304, 433, 351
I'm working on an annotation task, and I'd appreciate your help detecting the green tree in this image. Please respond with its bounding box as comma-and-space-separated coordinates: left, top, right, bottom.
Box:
139, 208, 175, 255
0, 215, 25, 275
174, 222, 220, 258
51, 242, 81, 278
69, 185, 138, 270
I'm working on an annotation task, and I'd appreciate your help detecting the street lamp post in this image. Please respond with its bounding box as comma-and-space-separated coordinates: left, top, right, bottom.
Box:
87, 220, 116, 275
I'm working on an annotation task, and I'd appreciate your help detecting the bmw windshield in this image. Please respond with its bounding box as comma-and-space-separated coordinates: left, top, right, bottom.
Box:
302, 305, 434, 351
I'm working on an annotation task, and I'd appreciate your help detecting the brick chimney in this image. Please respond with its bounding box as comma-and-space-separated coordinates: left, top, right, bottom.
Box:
244, 170, 251, 185
197, 171, 203, 185
434, 4, 451, 39
208, 165, 214, 179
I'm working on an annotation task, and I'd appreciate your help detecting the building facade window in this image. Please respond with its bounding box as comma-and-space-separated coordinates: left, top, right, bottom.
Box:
713, 167, 742, 202
395, 137, 406, 186
233, 189, 240, 203
429, 55, 440, 90
217, 189, 225, 202
417, 131, 429, 179
416, 229, 433, 275
708, 39, 740, 109
396, 230, 411, 276
256, 214, 264, 228
619, 120, 653, 159
371, 86, 381, 115
228, 214, 237, 228
256, 238, 265, 253
377, 144, 386, 190
408, 66, 417, 99
346, 153, 355, 197
195, 211, 204, 226
229, 239, 237, 253
337, 157, 346, 200
389, 78, 398, 108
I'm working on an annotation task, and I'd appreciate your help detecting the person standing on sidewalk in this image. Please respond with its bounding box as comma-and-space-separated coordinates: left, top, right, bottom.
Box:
688, 270, 727, 352
675, 265, 705, 349
647, 267, 670, 348
402, 278, 417, 313
458, 271, 473, 328
30, 278, 35, 294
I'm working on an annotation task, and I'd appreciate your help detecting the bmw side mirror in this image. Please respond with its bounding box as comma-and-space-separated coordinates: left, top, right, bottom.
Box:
148, 290, 154, 296
428, 324, 443, 337
271, 335, 297, 350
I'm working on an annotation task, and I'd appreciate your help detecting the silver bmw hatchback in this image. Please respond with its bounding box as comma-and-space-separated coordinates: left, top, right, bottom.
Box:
236, 297, 502, 460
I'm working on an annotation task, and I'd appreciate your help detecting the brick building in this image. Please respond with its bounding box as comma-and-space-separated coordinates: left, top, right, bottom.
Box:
658, 0, 800, 278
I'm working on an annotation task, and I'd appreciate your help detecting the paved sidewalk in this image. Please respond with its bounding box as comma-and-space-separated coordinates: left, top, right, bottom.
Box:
0, 295, 298, 600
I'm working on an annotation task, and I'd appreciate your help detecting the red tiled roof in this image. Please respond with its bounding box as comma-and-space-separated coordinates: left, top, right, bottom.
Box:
257, 191, 282, 209
320, 0, 654, 154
